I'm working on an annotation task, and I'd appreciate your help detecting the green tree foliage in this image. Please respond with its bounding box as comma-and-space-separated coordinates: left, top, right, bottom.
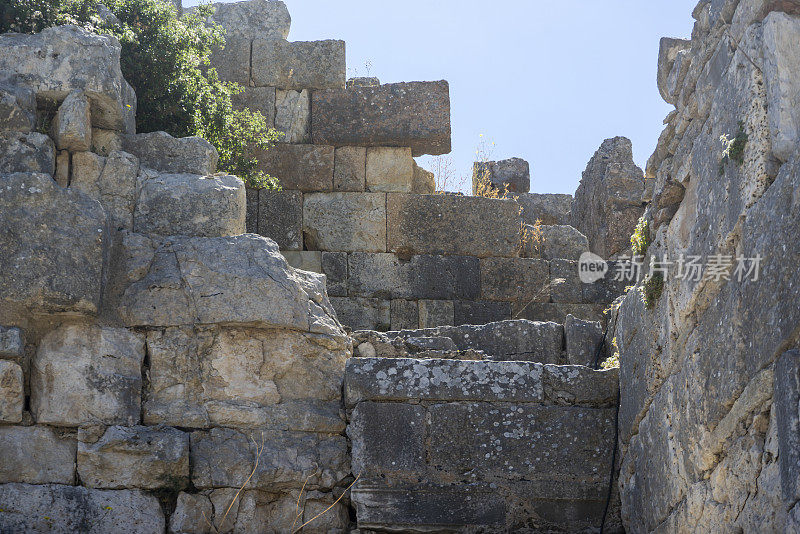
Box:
1, 0, 281, 189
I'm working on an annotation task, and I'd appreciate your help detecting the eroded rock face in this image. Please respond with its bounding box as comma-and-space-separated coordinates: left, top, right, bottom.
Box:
0, 83, 36, 132
0, 426, 76, 484
203, 0, 291, 40
0, 131, 55, 175
121, 131, 218, 175
71, 150, 139, 231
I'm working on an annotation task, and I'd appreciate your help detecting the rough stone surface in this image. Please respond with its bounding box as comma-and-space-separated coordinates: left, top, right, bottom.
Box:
525, 224, 590, 261
303, 192, 386, 253
31, 325, 144, 427
134, 172, 246, 237
209, 36, 251, 85
0, 25, 136, 132
231, 86, 276, 125
0, 82, 36, 132
0, 426, 76, 484
411, 160, 436, 194
170, 492, 213, 534
91, 127, 122, 156
657, 37, 692, 104
0, 326, 24, 362
204, 0, 290, 40
775, 350, 800, 504
0, 483, 165, 533
454, 300, 511, 326
334, 146, 366, 192
0, 361, 24, 423
78, 425, 189, 490
321, 252, 348, 297
0, 172, 107, 316
391, 299, 420, 330
331, 297, 391, 332
245, 186, 258, 233
763, 11, 800, 161
275, 89, 310, 143
252, 39, 345, 90
121, 131, 218, 175
70, 150, 139, 230
0, 131, 55, 175
564, 314, 604, 367
472, 157, 530, 194
480, 257, 550, 303
52, 90, 91, 151
257, 189, 303, 250
366, 147, 413, 192
418, 300, 454, 328
387, 194, 522, 258
312, 81, 452, 157
253, 143, 334, 191
282, 250, 322, 274
515, 192, 573, 226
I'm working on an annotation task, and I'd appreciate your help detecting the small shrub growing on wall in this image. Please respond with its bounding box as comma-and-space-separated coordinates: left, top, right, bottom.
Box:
0, 0, 280, 189
630, 217, 650, 258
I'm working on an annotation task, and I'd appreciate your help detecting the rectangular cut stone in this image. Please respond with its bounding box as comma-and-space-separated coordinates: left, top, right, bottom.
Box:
0, 361, 23, 422
312, 81, 452, 157
204, 0, 290, 40
344, 357, 545, 406
121, 131, 218, 175
0, 426, 76, 484
231, 86, 276, 126
251, 39, 345, 90
209, 36, 251, 85
418, 300, 454, 328
472, 157, 530, 194
275, 89, 310, 143
0, 326, 24, 361
245, 186, 258, 233
775, 350, 800, 503
282, 251, 322, 273
565, 315, 604, 367
303, 192, 386, 253
480, 257, 550, 303
366, 147, 414, 192
515, 193, 573, 226
387, 194, 522, 258
454, 300, 511, 326
330, 297, 390, 331
391, 299, 420, 330
253, 143, 334, 191
348, 252, 480, 300
334, 146, 366, 192
763, 12, 800, 161
322, 252, 348, 297
514, 302, 607, 324
350, 402, 426, 478
257, 189, 302, 250
550, 259, 582, 303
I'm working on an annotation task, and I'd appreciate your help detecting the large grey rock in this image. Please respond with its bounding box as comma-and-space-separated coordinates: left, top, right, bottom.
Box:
528, 224, 590, 261
134, 171, 246, 237
564, 314, 604, 367
205, 0, 291, 40
350, 402, 426, 477
387, 193, 522, 258
78, 425, 189, 490
347, 252, 480, 301
121, 131, 218, 174
479, 257, 550, 303
391, 299, 420, 330
570, 137, 645, 258
0, 326, 24, 362
0, 83, 36, 132
775, 350, 800, 503
0, 131, 55, 175
695, 36, 736, 118
312, 81, 452, 157
119, 234, 343, 335
657, 37, 692, 104
257, 189, 303, 250
0, 426, 76, 484
252, 39, 345, 90
0, 483, 165, 533
30, 325, 144, 427
275, 89, 310, 143
52, 90, 91, 151
0, 172, 107, 316
143, 326, 348, 430
331, 297, 391, 332
0, 361, 23, 423
515, 192, 573, 226
70, 150, 139, 230
763, 11, 800, 161
253, 143, 334, 191
170, 493, 213, 534
209, 36, 252, 85
366, 147, 414, 192
418, 299, 454, 328
454, 300, 511, 326
303, 192, 387, 252
334, 146, 366, 192
472, 157, 530, 194
322, 252, 348, 296
0, 25, 136, 132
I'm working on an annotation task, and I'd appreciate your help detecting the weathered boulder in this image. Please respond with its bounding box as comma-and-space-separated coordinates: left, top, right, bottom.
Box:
366, 147, 413, 192
257, 189, 303, 249
253, 143, 334, 191
78, 425, 189, 490
0, 131, 55, 175
0, 172, 107, 316
312, 81, 452, 157
303, 192, 387, 252
30, 325, 144, 427
0, 361, 24, 423
0, 426, 76, 484
334, 146, 366, 192
515, 192, 573, 226
0, 483, 165, 533
275, 89, 310, 143
71, 150, 139, 230
0, 83, 36, 132
657, 37, 692, 104
472, 157, 530, 194
0, 25, 136, 132
134, 171, 246, 237
52, 90, 91, 151
252, 39, 346, 90
121, 131, 218, 174
763, 11, 800, 161
203, 0, 291, 40
170, 492, 214, 534
570, 137, 645, 258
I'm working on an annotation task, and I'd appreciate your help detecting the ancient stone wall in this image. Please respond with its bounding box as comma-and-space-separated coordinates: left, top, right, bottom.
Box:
613, 0, 800, 531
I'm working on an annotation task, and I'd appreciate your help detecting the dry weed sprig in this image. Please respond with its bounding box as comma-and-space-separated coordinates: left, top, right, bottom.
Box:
291, 475, 312, 532
513, 278, 563, 320
290, 474, 361, 534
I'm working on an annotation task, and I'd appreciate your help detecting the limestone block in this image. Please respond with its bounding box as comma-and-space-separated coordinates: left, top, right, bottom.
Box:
549, 259, 582, 303
0, 483, 165, 533
582, 260, 628, 304
312, 81, 452, 157
282, 250, 322, 273
528, 224, 590, 261
275, 89, 310, 143
0, 426, 76, 484
696, 36, 736, 118
321, 252, 348, 297
204, 0, 290, 40
52, 90, 91, 151
775, 350, 800, 503
331, 297, 391, 331
143, 326, 348, 429
31, 325, 144, 427
71, 150, 140, 230
347, 252, 480, 300
0, 82, 35, 132
253, 143, 334, 191
412, 160, 436, 194
245, 186, 258, 233
480, 257, 550, 303
257, 189, 303, 250
472, 157, 530, 194
0, 361, 23, 423
387, 193, 522, 258
391, 299, 420, 330
119, 234, 344, 335
231, 86, 276, 127
419, 300, 454, 329
170, 493, 213, 534
763, 12, 800, 161
564, 314, 604, 367
251, 39, 346, 90
347, 76, 380, 88
303, 192, 387, 252
190, 428, 349, 491
0, 326, 24, 361
515, 302, 606, 325
0, 25, 137, 132
542, 364, 619, 406
0, 131, 54, 175
454, 300, 511, 326
55, 149, 70, 186
657, 37, 692, 104
134, 172, 246, 237
121, 131, 218, 175
350, 402, 426, 477
366, 147, 414, 192
0, 172, 107, 316
334, 146, 366, 192
209, 36, 251, 85
515, 192, 573, 226
78, 425, 189, 490
91, 127, 122, 155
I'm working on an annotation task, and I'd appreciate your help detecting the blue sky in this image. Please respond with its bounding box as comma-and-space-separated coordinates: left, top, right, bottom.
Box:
188, 0, 698, 194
